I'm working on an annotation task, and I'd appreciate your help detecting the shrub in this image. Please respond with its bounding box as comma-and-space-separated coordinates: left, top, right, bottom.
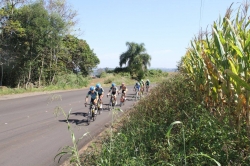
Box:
99, 72, 107, 78
137, 69, 145, 80
104, 78, 113, 84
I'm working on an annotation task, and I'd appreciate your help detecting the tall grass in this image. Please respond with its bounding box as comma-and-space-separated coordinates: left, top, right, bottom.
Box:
81, 74, 250, 165
0, 73, 89, 96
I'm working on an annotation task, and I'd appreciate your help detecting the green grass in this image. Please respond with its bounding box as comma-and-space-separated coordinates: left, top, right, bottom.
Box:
0, 74, 90, 96
80, 73, 250, 166
0, 71, 171, 96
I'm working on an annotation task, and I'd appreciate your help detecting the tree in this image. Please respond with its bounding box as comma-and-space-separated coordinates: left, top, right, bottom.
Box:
61, 35, 100, 76
119, 42, 151, 76
0, 1, 97, 88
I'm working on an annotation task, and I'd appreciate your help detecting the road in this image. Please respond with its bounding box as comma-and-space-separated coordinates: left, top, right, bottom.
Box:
0, 86, 140, 166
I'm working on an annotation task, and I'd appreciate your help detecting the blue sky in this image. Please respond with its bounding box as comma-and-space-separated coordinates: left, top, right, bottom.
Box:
67, 0, 241, 69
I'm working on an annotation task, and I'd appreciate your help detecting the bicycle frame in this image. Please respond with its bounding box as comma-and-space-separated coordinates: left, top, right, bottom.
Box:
107, 94, 116, 110
135, 88, 140, 100
97, 98, 102, 114
120, 92, 126, 106
86, 103, 97, 125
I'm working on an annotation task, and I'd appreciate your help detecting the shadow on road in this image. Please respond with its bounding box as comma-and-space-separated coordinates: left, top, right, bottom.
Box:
71, 112, 88, 117
58, 118, 89, 126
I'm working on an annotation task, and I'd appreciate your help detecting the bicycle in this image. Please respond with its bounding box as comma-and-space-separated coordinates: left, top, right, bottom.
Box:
146, 85, 149, 92
107, 94, 117, 111
134, 88, 141, 101
97, 98, 102, 115
140, 85, 145, 95
85, 103, 97, 125
119, 92, 126, 107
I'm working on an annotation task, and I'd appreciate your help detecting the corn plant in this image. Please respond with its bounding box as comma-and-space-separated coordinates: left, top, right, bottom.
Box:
54, 106, 89, 166
180, 2, 250, 137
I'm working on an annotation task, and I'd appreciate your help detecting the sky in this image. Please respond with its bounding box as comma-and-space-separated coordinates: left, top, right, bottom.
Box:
67, 0, 243, 69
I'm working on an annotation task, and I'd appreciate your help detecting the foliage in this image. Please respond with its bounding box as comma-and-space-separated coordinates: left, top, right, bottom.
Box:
82, 74, 250, 165
113, 66, 130, 73
61, 35, 100, 76
179, 2, 250, 136
99, 72, 107, 78
136, 69, 145, 80
0, 1, 98, 88
53, 106, 90, 166
119, 42, 151, 77
104, 78, 113, 84
145, 69, 169, 77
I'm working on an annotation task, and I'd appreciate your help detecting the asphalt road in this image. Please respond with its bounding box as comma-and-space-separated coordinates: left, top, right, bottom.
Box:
0, 86, 142, 166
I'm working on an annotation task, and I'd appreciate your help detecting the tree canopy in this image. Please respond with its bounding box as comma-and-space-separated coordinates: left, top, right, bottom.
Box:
119, 42, 151, 77
0, 0, 99, 87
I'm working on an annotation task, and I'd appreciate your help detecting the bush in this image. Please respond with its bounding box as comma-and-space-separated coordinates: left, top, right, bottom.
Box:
137, 69, 145, 80
117, 72, 130, 77
145, 69, 168, 77
99, 72, 107, 78
53, 73, 89, 88
104, 78, 113, 84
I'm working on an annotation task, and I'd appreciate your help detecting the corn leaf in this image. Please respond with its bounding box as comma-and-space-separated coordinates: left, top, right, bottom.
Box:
225, 69, 250, 91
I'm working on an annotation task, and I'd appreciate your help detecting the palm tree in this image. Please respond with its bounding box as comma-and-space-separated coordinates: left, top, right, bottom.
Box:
119, 42, 151, 74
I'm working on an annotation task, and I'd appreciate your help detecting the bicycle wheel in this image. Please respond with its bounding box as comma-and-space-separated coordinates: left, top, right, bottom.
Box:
92, 109, 96, 121
98, 107, 101, 114
87, 111, 91, 125
135, 92, 137, 101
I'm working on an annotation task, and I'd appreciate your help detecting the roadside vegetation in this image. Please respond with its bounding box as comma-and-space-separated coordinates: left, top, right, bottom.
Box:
0, 69, 169, 95
80, 74, 250, 166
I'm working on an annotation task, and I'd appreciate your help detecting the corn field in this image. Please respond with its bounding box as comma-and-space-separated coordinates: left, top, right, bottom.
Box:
179, 2, 250, 137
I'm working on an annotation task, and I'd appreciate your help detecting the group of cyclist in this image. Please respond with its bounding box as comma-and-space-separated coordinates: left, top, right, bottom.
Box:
134, 79, 150, 94
85, 79, 150, 114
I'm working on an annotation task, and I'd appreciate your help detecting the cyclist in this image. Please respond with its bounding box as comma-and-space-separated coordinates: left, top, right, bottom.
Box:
134, 82, 140, 93
95, 83, 104, 108
139, 79, 145, 94
119, 83, 128, 101
145, 79, 150, 92
85, 86, 99, 113
107, 83, 119, 105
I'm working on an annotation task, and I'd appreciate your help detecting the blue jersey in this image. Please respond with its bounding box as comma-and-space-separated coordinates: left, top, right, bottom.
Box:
96, 87, 104, 95
134, 84, 140, 91
86, 90, 98, 100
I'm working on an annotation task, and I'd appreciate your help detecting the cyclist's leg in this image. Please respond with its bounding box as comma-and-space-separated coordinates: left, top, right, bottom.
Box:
90, 99, 94, 115
98, 94, 103, 108
112, 92, 117, 102
99, 94, 103, 103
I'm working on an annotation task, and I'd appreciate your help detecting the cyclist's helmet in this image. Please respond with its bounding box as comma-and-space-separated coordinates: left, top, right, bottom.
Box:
122, 83, 125, 86
136, 82, 139, 85
90, 86, 95, 91
96, 83, 100, 88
